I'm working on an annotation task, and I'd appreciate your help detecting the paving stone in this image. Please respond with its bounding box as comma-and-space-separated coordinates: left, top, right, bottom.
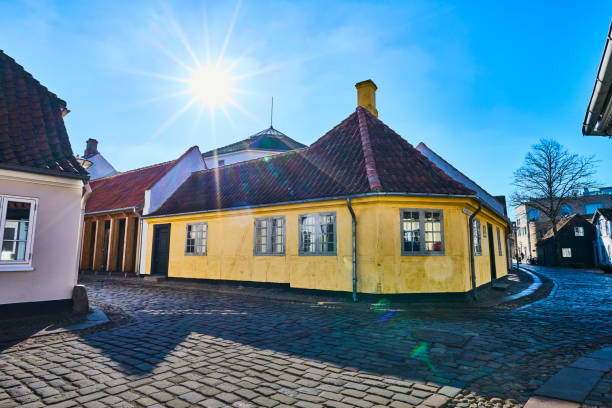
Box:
535, 367, 603, 402
421, 394, 448, 407
569, 357, 612, 372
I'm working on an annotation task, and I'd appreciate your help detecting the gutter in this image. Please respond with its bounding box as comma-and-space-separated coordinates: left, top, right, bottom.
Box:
0, 162, 89, 181
583, 20, 612, 136
143, 192, 488, 219
468, 199, 483, 301
85, 206, 139, 216
346, 198, 358, 302
75, 182, 92, 282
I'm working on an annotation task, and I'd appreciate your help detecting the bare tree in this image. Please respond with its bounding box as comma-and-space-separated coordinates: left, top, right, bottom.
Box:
511, 139, 598, 265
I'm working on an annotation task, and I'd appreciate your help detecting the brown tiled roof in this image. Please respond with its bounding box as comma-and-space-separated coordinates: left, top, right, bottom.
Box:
0, 50, 87, 178
540, 214, 593, 241
151, 107, 474, 216
85, 146, 201, 213
202, 126, 306, 158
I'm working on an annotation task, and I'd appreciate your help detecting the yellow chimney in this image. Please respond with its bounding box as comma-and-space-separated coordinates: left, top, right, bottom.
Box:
355, 79, 378, 117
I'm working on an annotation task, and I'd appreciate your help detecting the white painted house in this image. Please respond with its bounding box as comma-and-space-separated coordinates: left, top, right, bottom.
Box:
202, 126, 305, 168
0, 50, 90, 316
592, 208, 612, 265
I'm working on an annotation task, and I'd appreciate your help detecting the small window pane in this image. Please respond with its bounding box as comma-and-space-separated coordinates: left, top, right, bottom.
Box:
255, 217, 285, 254
574, 227, 584, 237
1, 201, 32, 261
185, 223, 207, 255
473, 219, 482, 255
299, 213, 335, 255
562, 248, 572, 258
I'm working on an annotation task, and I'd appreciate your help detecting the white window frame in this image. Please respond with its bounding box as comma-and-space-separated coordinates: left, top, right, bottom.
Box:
496, 227, 503, 256
0, 196, 38, 271
299, 212, 336, 256
400, 209, 445, 256
562, 248, 572, 258
473, 218, 482, 256
254, 216, 285, 255
574, 226, 584, 237
185, 222, 207, 255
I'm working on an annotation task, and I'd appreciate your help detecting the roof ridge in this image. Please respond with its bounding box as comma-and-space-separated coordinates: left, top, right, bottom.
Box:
92, 159, 176, 181
356, 107, 383, 192
193, 146, 310, 175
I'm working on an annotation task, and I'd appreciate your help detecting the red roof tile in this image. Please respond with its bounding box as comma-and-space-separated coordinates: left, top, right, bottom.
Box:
0, 50, 87, 178
85, 161, 176, 213
151, 107, 474, 216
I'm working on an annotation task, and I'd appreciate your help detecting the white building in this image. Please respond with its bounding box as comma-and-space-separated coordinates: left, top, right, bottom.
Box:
202, 126, 305, 168
0, 50, 90, 316
592, 208, 612, 265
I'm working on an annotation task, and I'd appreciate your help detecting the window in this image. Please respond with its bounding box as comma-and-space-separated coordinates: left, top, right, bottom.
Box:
574, 226, 584, 237
299, 212, 336, 255
482, 224, 487, 238
585, 203, 602, 215
561, 206, 572, 217
562, 248, 572, 258
185, 223, 207, 255
496, 227, 503, 256
0, 196, 37, 268
254, 217, 285, 255
473, 218, 482, 255
528, 209, 539, 221
218, 159, 225, 166
400, 209, 444, 255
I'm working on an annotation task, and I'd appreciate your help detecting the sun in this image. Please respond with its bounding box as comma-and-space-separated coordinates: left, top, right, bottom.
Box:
188, 65, 234, 108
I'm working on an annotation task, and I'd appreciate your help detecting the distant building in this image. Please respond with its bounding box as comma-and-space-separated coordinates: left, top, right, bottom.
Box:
78, 138, 117, 180
583, 20, 612, 136
514, 192, 612, 262
0, 50, 89, 316
592, 208, 612, 265
536, 215, 596, 267
202, 127, 305, 168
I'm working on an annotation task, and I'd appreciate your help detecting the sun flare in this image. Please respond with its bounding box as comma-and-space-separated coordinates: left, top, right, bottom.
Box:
188, 65, 234, 108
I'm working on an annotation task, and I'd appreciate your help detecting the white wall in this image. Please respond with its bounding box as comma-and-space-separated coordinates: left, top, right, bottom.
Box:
0, 169, 83, 304
139, 147, 206, 275
86, 153, 117, 179
595, 218, 612, 264
203, 149, 286, 168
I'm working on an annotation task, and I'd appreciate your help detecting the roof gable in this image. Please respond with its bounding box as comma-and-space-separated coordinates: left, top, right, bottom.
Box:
593, 208, 612, 222
0, 50, 87, 178
202, 126, 306, 158
152, 108, 474, 216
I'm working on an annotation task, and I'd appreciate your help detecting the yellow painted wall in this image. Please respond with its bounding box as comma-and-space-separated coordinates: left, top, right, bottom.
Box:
145, 196, 508, 294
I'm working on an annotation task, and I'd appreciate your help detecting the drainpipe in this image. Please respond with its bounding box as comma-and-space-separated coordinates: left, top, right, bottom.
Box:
133, 208, 143, 276
468, 199, 482, 301
346, 198, 358, 302
75, 182, 92, 284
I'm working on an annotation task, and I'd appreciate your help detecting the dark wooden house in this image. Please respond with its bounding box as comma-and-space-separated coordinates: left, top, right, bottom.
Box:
536, 214, 596, 267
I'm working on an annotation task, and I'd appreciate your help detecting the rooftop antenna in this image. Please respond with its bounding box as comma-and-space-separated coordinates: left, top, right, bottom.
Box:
270, 96, 274, 128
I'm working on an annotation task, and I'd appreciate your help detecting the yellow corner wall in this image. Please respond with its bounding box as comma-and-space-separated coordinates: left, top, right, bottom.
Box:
145, 196, 508, 294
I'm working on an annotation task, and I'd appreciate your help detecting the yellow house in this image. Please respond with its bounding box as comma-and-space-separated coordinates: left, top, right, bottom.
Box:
143, 80, 509, 299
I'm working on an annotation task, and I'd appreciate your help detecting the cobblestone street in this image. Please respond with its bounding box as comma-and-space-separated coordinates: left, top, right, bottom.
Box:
0, 266, 611, 408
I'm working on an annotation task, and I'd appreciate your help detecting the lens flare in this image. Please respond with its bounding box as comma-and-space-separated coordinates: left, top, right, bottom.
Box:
410, 342, 439, 376
188, 65, 235, 108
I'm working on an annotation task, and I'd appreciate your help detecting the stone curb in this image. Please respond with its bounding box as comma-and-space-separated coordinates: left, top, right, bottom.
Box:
32, 306, 109, 338
524, 347, 612, 407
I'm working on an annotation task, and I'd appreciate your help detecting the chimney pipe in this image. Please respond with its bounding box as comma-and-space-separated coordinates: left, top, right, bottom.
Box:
355, 79, 378, 117
84, 139, 98, 157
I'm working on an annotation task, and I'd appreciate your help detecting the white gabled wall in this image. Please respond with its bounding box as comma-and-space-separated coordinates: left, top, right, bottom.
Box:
138, 147, 206, 274
203, 149, 287, 168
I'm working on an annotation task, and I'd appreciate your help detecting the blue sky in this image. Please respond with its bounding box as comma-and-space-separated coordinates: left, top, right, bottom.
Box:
1, 1, 611, 209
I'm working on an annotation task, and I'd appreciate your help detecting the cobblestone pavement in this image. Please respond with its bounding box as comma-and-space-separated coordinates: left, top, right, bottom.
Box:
0, 266, 610, 408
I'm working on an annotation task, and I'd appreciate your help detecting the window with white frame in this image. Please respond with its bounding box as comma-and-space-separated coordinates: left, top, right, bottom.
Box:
401, 209, 444, 255
496, 227, 503, 256
185, 223, 207, 255
254, 216, 285, 255
528, 209, 539, 221
299, 212, 336, 255
574, 226, 584, 237
562, 248, 572, 258
0, 196, 37, 266
473, 218, 482, 255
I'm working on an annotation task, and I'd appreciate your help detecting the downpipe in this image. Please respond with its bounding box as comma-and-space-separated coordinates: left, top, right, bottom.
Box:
346, 198, 358, 302
74, 182, 92, 283
468, 199, 482, 301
